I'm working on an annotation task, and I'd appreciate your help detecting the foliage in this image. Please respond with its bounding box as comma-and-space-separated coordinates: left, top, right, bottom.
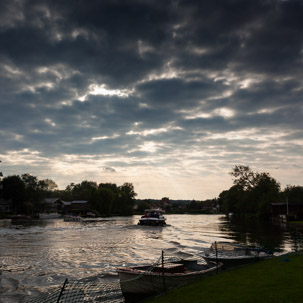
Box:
283, 185, 303, 204
1, 175, 26, 214
0, 172, 137, 217
229, 165, 258, 190
219, 165, 282, 217
136, 200, 152, 213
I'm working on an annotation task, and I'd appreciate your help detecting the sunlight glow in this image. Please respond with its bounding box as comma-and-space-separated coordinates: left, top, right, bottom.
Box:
185, 107, 235, 119
138, 141, 163, 153
127, 126, 182, 137
44, 118, 56, 127
91, 134, 120, 142
89, 84, 132, 97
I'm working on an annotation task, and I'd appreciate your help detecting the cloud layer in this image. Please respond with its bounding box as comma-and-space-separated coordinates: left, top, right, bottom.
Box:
0, 0, 302, 199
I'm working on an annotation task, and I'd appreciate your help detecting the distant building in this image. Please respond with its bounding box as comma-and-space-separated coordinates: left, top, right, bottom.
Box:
201, 200, 219, 213
43, 199, 90, 215
44, 198, 62, 213
70, 200, 90, 212
271, 202, 303, 220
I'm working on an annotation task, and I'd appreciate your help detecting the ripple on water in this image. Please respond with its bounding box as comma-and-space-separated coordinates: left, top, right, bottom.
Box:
0, 214, 300, 303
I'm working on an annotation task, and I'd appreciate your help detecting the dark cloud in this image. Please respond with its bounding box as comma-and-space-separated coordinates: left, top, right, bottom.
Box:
0, 0, 302, 197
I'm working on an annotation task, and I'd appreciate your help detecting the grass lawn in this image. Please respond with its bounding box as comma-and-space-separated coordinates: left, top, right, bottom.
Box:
147, 254, 303, 303
289, 221, 303, 225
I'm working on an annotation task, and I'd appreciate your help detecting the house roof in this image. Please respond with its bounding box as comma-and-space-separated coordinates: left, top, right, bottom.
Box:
44, 198, 61, 204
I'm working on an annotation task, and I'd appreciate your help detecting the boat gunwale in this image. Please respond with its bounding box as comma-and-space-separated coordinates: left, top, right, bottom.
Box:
117, 262, 222, 278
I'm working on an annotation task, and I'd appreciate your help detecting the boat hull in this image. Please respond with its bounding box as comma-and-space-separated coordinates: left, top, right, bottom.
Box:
201, 243, 273, 269
138, 218, 166, 226
117, 261, 221, 301
202, 255, 264, 269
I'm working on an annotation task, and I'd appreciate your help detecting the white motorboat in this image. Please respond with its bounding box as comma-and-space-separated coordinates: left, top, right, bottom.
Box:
200, 241, 273, 269
138, 209, 166, 226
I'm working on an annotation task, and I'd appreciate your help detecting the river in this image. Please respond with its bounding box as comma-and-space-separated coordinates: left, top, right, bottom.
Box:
0, 214, 302, 302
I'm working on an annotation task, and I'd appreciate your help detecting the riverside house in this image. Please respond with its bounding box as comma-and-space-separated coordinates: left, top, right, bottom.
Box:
271, 202, 303, 220
44, 198, 90, 216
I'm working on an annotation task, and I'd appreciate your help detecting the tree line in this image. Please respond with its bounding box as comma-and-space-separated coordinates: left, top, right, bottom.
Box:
1, 165, 302, 219
0, 173, 136, 217
218, 165, 303, 218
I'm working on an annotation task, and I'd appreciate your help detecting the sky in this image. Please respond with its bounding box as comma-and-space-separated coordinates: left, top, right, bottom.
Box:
0, 0, 303, 200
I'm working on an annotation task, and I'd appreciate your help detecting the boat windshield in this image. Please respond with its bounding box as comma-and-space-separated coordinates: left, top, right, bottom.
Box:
144, 209, 164, 215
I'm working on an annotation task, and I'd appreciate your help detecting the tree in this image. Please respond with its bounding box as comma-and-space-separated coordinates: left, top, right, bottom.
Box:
221, 166, 281, 217
92, 187, 114, 215
136, 200, 151, 213
250, 173, 281, 216
20, 174, 48, 213
218, 185, 245, 214
42, 179, 58, 191
283, 185, 303, 204
1, 175, 26, 214
118, 183, 137, 215
61, 183, 76, 201
229, 165, 259, 190
64, 181, 97, 201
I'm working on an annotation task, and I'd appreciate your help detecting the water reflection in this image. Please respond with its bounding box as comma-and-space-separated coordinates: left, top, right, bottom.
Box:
0, 214, 302, 303
218, 216, 303, 252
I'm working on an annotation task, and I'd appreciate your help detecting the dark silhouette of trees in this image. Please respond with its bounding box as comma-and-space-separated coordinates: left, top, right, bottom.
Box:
1, 166, 302, 218
219, 165, 282, 217
57, 181, 136, 216
283, 185, 303, 204
2, 175, 26, 214
0, 174, 137, 217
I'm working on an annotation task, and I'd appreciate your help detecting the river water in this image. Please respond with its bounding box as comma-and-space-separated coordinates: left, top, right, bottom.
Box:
0, 214, 302, 302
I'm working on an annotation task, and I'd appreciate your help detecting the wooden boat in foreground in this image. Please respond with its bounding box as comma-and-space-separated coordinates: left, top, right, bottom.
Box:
200, 241, 273, 269
117, 253, 222, 301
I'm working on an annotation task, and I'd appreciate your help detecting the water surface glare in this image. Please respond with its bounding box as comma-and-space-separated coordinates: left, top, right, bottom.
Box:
0, 215, 301, 302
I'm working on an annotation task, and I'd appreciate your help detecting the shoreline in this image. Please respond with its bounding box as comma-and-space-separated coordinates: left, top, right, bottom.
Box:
147, 252, 303, 303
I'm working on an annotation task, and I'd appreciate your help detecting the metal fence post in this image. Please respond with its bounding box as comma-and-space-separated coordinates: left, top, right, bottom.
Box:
162, 250, 166, 292
57, 278, 68, 303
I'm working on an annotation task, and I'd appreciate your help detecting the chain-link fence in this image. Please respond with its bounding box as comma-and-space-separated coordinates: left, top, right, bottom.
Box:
25, 251, 216, 303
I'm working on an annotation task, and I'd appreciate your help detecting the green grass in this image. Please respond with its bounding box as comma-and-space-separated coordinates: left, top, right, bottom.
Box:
290, 221, 303, 225
147, 254, 303, 303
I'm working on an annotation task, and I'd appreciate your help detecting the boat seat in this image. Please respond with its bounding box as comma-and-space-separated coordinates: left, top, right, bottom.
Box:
152, 263, 186, 274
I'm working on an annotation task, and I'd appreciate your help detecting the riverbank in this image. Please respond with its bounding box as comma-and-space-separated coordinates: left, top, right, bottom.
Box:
147, 253, 303, 303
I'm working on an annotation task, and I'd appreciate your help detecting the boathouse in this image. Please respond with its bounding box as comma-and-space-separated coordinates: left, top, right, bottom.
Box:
271, 202, 303, 220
